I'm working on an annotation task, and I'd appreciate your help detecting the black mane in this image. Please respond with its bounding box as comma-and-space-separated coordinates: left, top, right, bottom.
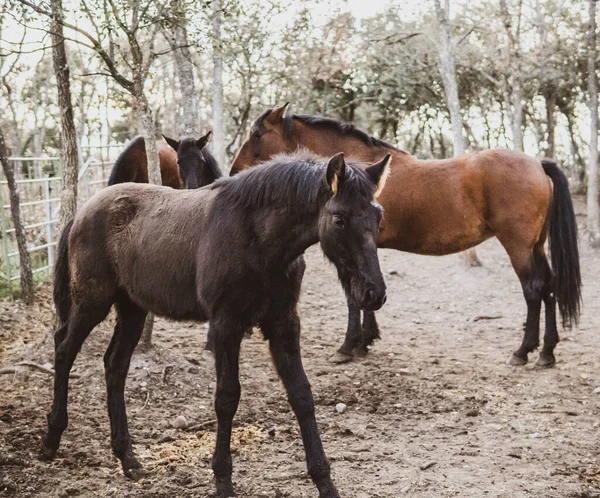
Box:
211, 152, 375, 210
282, 114, 401, 151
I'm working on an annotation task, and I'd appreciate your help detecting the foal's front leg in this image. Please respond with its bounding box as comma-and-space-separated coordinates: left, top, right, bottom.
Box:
210, 319, 245, 497
267, 312, 340, 498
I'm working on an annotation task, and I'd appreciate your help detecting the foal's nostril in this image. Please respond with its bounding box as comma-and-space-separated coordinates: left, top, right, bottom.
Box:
367, 289, 377, 306
382, 293, 387, 306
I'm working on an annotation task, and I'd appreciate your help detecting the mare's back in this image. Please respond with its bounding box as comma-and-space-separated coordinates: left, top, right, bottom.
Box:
107, 136, 148, 185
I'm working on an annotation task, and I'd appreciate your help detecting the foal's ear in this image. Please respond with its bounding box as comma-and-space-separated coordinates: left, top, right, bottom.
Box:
197, 131, 212, 149
162, 135, 180, 152
266, 102, 289, 124
365, 154, 392, 197
326, 153, 346, 196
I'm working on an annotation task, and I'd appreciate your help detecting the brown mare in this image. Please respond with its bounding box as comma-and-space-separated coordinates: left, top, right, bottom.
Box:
230, 104, 582, 367
108, 131, 221, 190
44, 152, 390, 497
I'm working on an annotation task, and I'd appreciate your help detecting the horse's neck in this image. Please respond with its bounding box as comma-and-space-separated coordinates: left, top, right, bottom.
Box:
254, 206, 321, 266
295, 127, 395, 164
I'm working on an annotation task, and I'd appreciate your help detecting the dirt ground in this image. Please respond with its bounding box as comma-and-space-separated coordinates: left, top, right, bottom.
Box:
1, 197, 599, 498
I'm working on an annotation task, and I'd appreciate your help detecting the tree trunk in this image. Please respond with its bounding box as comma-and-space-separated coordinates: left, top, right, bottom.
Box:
166, 1, 198, 137
135, 93, 160, 348
212, 0, 226, 169
434, 0, 481, 267
500, 0, 524, 151
588, 0, 600, 245
50, 0, 80, 230
0, 128, 34, 303
544, 91, 556, 158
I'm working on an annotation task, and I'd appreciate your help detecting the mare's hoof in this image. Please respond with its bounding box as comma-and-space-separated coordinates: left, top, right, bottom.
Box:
535, 352, 556, 368
330, 350, 353, 364
319, 487, 341, 498
507, 353, 528, 366
124, 466, 145, 481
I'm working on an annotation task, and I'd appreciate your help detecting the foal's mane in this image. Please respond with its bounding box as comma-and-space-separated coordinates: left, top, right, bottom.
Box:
211, 153, 375, 210
283, 115, 399, 151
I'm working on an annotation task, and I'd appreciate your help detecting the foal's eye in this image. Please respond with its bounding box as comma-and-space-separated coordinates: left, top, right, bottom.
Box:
333, 216, 345, 228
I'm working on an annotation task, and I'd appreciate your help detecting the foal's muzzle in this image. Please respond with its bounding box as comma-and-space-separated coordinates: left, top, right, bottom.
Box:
358, 287, 387, 311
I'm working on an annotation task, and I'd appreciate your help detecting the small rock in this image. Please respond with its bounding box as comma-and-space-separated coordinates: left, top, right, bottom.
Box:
593, 387, 600, 394
420, 461, 437, 471
268, 427, 276, 437
188, 366, 199, 374
158, 435, 176, 443
172, 415, 188, 429
335, 403, 347, 414
465, 409, 479, 417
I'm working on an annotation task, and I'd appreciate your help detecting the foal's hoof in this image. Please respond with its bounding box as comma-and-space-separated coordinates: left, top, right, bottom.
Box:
216, 480, 236, 497
507, 353, 528, 366
352, 345, 369, 357
330, 350, 353, 364
535, 352, 556, 368
124, 466, 145, 481
40, 443, 58, 461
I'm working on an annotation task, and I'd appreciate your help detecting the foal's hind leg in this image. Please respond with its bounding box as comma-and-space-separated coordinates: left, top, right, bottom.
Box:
210, 318, 245, 497
42, 303, 111, 460
104, 295, 147, 480
331, 296, 362, 364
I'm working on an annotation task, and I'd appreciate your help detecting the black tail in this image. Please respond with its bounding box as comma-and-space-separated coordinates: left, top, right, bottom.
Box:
53, 219, 74, 326
541, 160, 582, 328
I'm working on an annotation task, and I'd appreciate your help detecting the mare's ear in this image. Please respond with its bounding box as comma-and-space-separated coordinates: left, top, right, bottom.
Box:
197, 131, 212, 149
365, 154, 392, 197
265, 102, 289, 125
162, 135, 180, 152
326, 153, 346, 196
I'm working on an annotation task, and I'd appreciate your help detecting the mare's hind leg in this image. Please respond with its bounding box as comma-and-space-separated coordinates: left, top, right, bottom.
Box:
331, 296, 361, 364
536, 248, 557, 367
41, 303, 111, 460
355, 311, 381, 356
104, 294, 147, 480
501, 245, 544, 366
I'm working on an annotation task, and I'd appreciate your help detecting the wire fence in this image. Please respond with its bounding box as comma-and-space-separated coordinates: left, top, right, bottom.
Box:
0, 145, 122, 297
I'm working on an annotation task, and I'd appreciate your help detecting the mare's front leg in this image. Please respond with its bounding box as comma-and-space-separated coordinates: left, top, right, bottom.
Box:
264, 311, 340, 498
331, 295, 361, 364
210, 318, 245, 497
355, 310, 380, 356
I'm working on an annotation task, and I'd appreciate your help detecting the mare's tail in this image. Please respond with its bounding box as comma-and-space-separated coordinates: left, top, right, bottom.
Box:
541, 159, 582, 328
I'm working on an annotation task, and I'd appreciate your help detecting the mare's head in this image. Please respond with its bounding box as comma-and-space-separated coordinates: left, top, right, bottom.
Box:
230, 104, 291, 175
230, 103, 398, 175
163, 132, 221, 189
319, 153, 391, 311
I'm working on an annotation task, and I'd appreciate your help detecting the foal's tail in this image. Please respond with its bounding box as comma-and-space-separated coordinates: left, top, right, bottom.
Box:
542, 159, 582, 328
53, 219, 74, 326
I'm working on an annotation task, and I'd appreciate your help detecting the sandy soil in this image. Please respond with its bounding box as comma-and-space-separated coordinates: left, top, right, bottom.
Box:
1, 198, 599, 498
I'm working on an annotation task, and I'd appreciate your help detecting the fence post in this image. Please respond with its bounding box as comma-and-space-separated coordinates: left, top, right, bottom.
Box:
44, 177, 55, 269
0, 183, 13, 296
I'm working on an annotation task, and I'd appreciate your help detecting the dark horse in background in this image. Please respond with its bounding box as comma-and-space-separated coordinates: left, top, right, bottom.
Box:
43, 151, 391, 498
231, 104, 582, 368
108, 131, 222, 190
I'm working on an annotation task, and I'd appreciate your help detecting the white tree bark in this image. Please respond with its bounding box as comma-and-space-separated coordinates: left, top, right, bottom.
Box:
165, 0, 198, 136
50, 0, 80, 230
500, 0, 524, 151
212, 0, 226, 169
588, 0, 600, 245
434, 0, 481, 266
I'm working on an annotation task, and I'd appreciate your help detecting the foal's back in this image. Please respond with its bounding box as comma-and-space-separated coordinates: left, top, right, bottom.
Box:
70, 183, 216, 320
